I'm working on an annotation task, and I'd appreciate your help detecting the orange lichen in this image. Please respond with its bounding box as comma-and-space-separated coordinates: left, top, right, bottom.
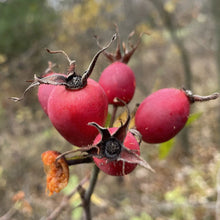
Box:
41, 150, 69, 196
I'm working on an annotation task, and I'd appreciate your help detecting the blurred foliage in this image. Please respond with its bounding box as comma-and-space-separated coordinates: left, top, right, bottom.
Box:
130, 212, 153, 220
0, 0, 219, 219
63, 176, 83, 220
164, 186, 194, 220
0, 0, 59, 61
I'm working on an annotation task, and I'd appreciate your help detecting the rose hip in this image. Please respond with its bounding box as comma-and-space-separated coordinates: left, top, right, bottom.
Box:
135, 88, 190, 143
93, 127, 140, 176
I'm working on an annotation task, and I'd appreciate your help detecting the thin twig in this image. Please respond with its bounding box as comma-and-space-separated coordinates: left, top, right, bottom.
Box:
66, 157, 93, 166
46, 175, 89, 220
216, 165, 220, 220
84, 165, 100, 202
80, 165, 100, 220
183, 89, 220, 103
0, 207, 17, 220
192, 92, 220, 102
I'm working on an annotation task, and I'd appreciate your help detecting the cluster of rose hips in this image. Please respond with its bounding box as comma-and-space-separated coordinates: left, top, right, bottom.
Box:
12, 31, 219, 196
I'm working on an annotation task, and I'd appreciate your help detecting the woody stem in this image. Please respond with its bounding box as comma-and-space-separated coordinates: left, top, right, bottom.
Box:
82, 165, 100, 220
183, 89, 220, 103
81, 100, 119, 220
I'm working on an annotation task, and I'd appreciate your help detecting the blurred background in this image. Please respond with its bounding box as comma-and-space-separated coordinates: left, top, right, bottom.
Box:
0, 0, 220, 219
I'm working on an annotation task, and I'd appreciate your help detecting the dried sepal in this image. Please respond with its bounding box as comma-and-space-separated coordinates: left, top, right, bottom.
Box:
89, 102, 154, 174
44, 61, 56, 75
129, 128, 142, 145
9, 73, 68, 102
88, 122, 111, 142
95, 25, 145, 64
41, 150, 69, 196
118, 145, 155, 174
110, 98, 130, 142
10, 34, 116, 102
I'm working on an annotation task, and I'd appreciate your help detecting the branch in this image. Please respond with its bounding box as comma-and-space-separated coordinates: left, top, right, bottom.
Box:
216, 166, 220, 220
0, 207, 17, 220
79, 165, 100, 220
183, 89, 220, 103
46, 175, 89, 220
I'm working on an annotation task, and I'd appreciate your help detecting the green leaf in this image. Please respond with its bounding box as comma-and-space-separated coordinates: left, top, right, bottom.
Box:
186, 112, 203, 127
159, 138, 175, 159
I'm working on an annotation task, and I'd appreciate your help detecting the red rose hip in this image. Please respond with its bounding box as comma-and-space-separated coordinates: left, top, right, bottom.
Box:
99, 61, 136, 105
92, 127, 140, 176
38, 73, 66, 115
88, 104, 154, 176
41, 35, 116, 147
96, 29, 142, 106
48, 78, 108, 147
135, 88, 190, 143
